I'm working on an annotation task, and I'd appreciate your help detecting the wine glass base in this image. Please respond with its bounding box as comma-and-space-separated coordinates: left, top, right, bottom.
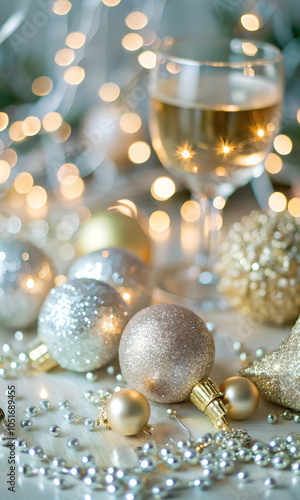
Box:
155, 262, 229, 311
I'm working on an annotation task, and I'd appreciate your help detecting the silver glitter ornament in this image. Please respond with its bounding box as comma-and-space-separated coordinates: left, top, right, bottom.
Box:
0, 239, 54, 328
68, 247, 153, 317
217, 210, 300, 325
38, 278, 129, 372
119, 304, 215, 403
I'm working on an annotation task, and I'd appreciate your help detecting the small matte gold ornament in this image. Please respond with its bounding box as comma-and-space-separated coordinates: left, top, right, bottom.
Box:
240, 316, 300, 411
216, 210, 300, 325
119, 304, 230, 430
76, 205, 151, 263
219, 376, 259, 420
105, 389, 150, 436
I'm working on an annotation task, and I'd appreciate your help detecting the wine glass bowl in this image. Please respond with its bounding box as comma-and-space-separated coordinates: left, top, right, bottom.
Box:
149, 37, 284, 308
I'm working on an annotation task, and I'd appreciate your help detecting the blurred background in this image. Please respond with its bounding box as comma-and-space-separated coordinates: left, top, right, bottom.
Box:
0, 0, 299, 274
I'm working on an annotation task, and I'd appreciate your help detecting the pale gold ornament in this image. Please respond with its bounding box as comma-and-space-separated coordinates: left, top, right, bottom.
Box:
219, 376, 259, 420
105, 389, 150, 436
76, 206, 151, 263
240, 316, 300, 411
216, 210, 300, 325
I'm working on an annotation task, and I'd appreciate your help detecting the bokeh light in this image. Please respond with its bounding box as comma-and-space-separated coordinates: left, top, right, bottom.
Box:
180, 200, 201, 222
14, 172, 34, 194
66, 32, 86, 49
166, 62, 181, 74
268, 192, 287, 212
57, 163, 79, 184
64, 66, 85, 85
213, 196, 226, 210
98, 82, 120, 102
119, 113, 142, 133
273, 134, 293, 155
264, 153, 283, 174
60, 177, 85, 199
1, 149, 17, 168
288, 197, 300, 217
138, 51, 156, 69
122, 33, 143, 51
241, 14, 260, 31
128, 141, 151, 163
151, 176, 175, 201
55, 48, 75, 66
22, 116, 41, 136
125, 12, 148, 30
0, 160, 10, 183
242, 41, 258, 56
26, 186, 47, 209
55, 275, 68, 286
102, 0, 121, 6
42, 112, 62, 132
297, 109, 300, 124
149, 211, 170, 232
52, 0, 72, 15
9, 121, 26, 141
32, 76, 53, 96
53, 122, 72, 143
0, 112, 9, 131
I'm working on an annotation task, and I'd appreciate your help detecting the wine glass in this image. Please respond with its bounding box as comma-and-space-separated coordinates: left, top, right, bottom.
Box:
149, 36, 284, 310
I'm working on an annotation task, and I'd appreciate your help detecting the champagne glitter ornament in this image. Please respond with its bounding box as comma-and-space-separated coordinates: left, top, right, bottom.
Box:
38, 279, 129, 372
240, 316, 300, 411
68, 247, 153, 316
0, 239, 54, 328
119, 304, 229, 429
216, 211, 300, 325
119, 304, 215, 403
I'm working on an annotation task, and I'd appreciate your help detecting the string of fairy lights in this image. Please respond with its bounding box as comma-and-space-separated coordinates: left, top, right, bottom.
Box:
0, 0, 299, 246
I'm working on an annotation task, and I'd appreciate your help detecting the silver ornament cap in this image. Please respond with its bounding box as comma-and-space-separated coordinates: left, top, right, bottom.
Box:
67, 247, 153, 316
119, 304, 215, 403
38, 278, 129, 372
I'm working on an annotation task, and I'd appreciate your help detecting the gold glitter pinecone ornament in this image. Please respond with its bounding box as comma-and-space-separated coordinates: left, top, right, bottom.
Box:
216, 210, 300, 325
240, 315, 300, 411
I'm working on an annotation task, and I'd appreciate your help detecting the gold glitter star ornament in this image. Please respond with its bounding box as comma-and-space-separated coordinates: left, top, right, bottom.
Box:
240, 316, 300, 411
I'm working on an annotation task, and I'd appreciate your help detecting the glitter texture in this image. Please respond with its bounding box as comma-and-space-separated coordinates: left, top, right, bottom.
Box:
0, 239, 54, 328
38, 278, 129, 372
216, 210, 300, 325
240, 316, 300, 410
119, 304, 215, 403
68, 247, 153, 316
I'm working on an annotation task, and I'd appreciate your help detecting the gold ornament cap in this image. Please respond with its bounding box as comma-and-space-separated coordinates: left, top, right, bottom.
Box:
27, 340, 58, 372
191, 378, 230, 430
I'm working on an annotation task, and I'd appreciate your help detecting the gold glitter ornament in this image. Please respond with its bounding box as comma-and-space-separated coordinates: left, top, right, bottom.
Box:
119, 304, 215, 403
216, 210, 300, 325
240, 316, 300, 411
38, 278, 129, 372
76, 206, 151, 263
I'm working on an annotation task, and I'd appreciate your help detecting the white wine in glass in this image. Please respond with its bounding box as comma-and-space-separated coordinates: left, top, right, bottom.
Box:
149, 38, 284, 309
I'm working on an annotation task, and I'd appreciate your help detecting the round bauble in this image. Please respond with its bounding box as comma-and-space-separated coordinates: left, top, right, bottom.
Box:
76, 207, 151, 263
106, 389, 150, 436
216, 210, 300, 325
119, 304, 215, 403
38, 278, 129, 372
219, 376, 259, 420
68, 247, 153, 316
0, 239, 54, 328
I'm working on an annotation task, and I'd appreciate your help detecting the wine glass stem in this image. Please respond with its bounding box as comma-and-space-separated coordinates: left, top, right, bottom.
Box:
194, 195, 222, 284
